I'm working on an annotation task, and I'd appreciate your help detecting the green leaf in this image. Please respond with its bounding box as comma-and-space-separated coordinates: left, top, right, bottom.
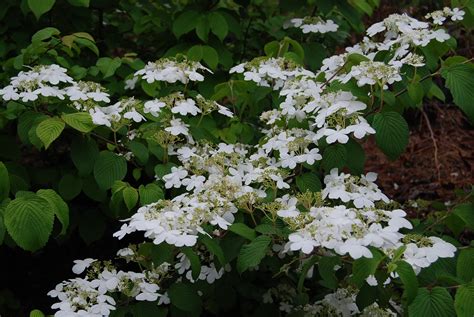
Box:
409, 287, 455, 317
28, 0, 55, 19
351, 249, 384, 287
168, 282, 202, 312
209, 12, 228, 41
395, 260, 418, 304
408, 81, 424, 105
228, 223, 256, 241
455, 282, 474, 317
172, 10, 199, 38
138, 183, 164, 205
71, 137, 99, 175
0, 162, 10, 201
318, 256, 341, 289
36, 189, 69, 235
128, 141, 149, 165
93, 151, 127, 190
296, 173, 321, 193
457, 248, 474, 282
4, 193, 53, 251
441, 63, 474, 122
36, 117, 65, 149
200, 234, 226, 266
195, 16, 210, 42
344, 139, 365, 174
67, 0, 90, 7
61, 112, 95, 133
187, 45, 219, 70
31, 27, 60, 42
453, 203, 474, 230
297, 256, 318, 293
29, 309, 45, 317
322, 144, 347, 171
372, 111, 409, 160
96, 57, 122, 78
236, 235, 271, 273
58, 173, 82, 200
181, 247, 202, 280
122, 186, 138, 210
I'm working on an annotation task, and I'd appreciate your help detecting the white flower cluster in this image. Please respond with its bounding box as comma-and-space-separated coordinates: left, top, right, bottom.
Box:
230, 57, 314, 90
425, 7, 465, 25
0, 64, 73, 102
131, 57, 211, 85
283, 201, 413, 259
287, 17, 339, 34
273, 287, 399, 316
89, 97, 144, 128
322, 169, 389, 208
48, 258, 167, 317
401, 235, 457, 274
175, 250, 230, 284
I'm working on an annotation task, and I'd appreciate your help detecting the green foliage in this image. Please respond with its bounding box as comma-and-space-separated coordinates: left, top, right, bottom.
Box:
408, 287, 455, 317
236, 235, 271, 273
441, 63, 474, 122
372, 111, 409, 160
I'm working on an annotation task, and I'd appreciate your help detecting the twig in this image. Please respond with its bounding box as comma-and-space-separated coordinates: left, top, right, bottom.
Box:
420, 108, 441, 184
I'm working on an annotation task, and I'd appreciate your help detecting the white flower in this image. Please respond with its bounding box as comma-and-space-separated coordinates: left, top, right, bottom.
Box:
172, 98, 201, 116
72, 258, 96, 274
451, 8, 465, 21
165, 118, 189, 136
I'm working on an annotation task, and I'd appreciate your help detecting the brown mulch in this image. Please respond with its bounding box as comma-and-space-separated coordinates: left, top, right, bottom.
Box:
364, 105, 474, 203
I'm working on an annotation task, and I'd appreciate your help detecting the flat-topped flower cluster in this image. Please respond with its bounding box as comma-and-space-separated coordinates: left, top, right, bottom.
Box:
0, 6, 465, 317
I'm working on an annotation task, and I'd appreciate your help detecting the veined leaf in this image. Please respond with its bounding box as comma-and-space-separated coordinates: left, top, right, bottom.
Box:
93, 151, 127, 190
36, 117, 65, 149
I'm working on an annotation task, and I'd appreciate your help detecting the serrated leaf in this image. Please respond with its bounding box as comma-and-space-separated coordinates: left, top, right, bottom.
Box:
209, 12, 228, 41
296, 173, 321, 193
138, 183, 164, 205
36, 189, 69, 235
172, 10, 199, 38
455, 282, 474, 317
168, 282, 202, 312
36, 117, 65, 149
4, 194, 53, 251
61, 112, 95, 133
122, 186, 138, 210
395, 260, 418, 304
372, 111, 409, 160
457, 248, 474, 282
28, 0, 55, 19
322, 144, 347, 171
93, 151, 127, 190
236, 235, 271, 273
96, 57, 122, 78
409, 287, 455, 317
441, 63, 474, 122
228, 223, 256, 240
0, 162, 10, 200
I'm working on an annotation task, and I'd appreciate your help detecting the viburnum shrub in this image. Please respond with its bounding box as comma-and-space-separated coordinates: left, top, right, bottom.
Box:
1, 2, 474, 317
